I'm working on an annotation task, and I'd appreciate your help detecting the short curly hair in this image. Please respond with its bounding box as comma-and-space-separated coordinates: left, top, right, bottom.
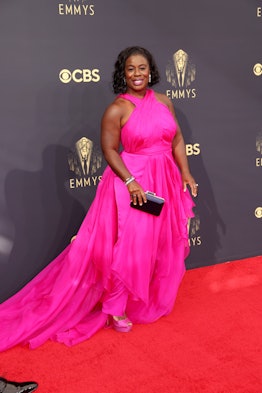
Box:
112, 46, 160, 94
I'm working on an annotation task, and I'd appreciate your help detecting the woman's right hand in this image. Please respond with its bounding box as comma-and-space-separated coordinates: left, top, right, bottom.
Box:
127, 180, 147, 206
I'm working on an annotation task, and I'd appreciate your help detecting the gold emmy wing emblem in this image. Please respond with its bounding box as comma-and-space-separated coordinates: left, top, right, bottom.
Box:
166, 49, 196, 88
76, 137, 93, 176
68, 136, 101, 177
256, 134, 262, 154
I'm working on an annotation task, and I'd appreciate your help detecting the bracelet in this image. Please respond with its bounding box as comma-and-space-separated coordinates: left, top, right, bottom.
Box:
125, 176, 135, 186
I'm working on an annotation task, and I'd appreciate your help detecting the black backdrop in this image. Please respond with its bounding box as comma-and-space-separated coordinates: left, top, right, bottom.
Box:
0, 0, 261, 302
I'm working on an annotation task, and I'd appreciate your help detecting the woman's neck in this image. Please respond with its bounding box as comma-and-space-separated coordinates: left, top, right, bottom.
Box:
125, 87, 148, 99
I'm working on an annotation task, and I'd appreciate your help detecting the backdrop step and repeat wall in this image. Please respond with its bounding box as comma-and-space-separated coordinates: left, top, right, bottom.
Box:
0, 1, 261, 301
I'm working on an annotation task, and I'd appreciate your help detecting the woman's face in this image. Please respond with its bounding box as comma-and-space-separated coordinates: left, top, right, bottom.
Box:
124, 54, 150, 94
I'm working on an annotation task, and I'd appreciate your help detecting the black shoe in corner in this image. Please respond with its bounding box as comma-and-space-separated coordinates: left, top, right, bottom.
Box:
0, 377, 38, 393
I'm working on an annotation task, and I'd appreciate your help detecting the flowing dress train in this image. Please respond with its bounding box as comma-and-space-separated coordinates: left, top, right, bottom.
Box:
0, 89, 194, 351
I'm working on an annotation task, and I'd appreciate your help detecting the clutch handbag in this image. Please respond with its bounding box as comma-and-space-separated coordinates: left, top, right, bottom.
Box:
130, 191, 165, 216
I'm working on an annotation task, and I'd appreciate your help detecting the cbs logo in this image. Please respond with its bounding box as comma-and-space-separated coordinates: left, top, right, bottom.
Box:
255, 207, 262, 219
253, 64, 262, 77
186, 143, 200, 156
59, 69, 100, 83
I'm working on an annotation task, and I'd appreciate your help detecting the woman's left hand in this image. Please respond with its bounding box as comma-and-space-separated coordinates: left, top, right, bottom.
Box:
182, 173, 199, 197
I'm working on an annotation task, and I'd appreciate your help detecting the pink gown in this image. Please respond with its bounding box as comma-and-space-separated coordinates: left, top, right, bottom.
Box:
0, 89, 194, 351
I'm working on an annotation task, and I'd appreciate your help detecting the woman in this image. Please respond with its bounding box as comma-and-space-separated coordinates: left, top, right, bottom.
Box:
0, 46, 197, 351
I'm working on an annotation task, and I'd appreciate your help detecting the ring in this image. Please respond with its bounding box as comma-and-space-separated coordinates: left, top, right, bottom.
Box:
195, 184, 199, 187
132, 194, 137, 197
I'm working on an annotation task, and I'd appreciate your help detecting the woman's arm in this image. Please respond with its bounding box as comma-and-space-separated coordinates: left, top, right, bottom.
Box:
100, 100, 146, 205
172, 126, 198, 197
101, 101, 130, 181
156, 93, 198, 197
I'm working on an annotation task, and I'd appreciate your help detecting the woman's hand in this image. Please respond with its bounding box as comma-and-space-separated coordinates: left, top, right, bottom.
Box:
127, 180, 147, 206
182, 172, 199, 197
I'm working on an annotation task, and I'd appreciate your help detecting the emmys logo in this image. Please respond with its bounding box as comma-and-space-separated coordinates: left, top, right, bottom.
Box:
254, 207, 262, 219
59, 69, 100, 83
166, 49, 197, 100
253, 63, 262, 76
188, 214, 202, 247
68, 137, 103, 189
58, 1, 95, 16
255, 133, 262, 167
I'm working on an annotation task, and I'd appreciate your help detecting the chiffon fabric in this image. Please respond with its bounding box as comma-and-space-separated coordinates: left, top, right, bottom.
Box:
0, 89, 194, 351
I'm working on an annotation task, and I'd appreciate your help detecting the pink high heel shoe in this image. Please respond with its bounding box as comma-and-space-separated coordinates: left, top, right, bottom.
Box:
112, 315, 133, 333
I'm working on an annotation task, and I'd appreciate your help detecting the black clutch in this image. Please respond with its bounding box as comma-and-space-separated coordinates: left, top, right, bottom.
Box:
130, 191, 165, 216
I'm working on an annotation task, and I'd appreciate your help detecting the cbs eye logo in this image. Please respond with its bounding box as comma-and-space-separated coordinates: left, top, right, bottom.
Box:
59, 68, 100, 83
255, 207, 262, 219
253, 64, 262, 77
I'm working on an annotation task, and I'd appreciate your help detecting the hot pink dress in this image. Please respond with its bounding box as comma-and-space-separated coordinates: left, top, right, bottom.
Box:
0, 89, 194, 351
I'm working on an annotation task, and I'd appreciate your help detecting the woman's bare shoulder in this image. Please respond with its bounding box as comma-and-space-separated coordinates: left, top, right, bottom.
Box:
154, 91, 175, 114
154, 91, 171, 105
102, 97, 127, 118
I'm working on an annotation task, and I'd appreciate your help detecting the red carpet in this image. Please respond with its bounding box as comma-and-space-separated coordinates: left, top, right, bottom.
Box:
0, 256, 261, 393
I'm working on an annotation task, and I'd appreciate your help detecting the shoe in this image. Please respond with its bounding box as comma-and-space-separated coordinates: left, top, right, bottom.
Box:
112, 315, 133, 333
0, 377, 38, 393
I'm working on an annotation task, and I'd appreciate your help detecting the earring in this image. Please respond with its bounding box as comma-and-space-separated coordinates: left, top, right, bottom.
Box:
123, 77, 126, 85
149, 74, 151, 83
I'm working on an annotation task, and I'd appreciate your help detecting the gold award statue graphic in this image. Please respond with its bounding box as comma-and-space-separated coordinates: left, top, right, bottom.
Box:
166, 49, 196, 99
255, 132, 262, 167
68, 136, 102, 178
166, 49, 196, 89
188, 214, 202, 247
256, 133, 262, 155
